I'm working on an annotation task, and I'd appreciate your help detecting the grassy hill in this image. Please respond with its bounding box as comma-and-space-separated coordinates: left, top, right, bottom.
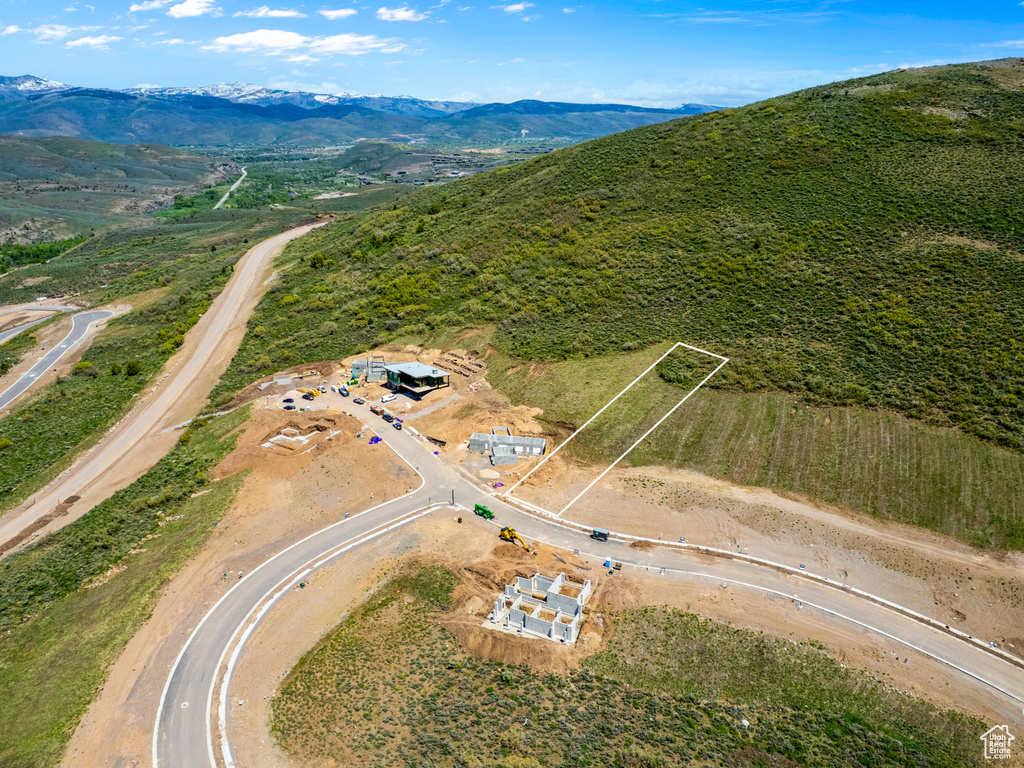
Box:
0, 135, 233, 242
216, 59, 1024, 543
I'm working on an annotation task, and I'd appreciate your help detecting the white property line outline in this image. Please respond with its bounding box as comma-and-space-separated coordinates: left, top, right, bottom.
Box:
152, 429, 428, 768
504, 342, 728, 518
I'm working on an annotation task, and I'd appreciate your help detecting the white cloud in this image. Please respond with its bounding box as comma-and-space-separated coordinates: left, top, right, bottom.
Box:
33, 24, 99, 40
155, 36, 187, 43
167, 0, 220, 17
204, 28, 404, 56
285, 53, 318, 62
204, 28, 308, 51
562, 7, 574, 12
1, 25, 22, 35
129, 0, 172, 11
65, 33, 122, 48
313, 32, 405, 53
64, 5, 79, 12
986, 39, 1024, 48
234, 5, 306, 17
376, 6, 428, 20
318, 7, 357, 19
497, 2, 532, 12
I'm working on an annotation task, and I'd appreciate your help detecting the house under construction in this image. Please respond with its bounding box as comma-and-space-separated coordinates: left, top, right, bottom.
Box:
490, 573, 592, 644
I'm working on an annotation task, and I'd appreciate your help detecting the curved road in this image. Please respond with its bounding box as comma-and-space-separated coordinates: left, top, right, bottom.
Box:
154, 399, 1024, 768
0, 221, 325, 555
0, 310, 113, 410
213, 168, 247, 210
0, 315, 51, 345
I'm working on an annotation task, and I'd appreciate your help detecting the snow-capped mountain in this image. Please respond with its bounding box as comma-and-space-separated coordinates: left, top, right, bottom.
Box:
124, 82, 469, 117
0, 73, 721, 146
0, 75, 70, 101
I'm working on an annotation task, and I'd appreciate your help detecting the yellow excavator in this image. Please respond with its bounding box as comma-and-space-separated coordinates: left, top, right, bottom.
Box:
499, 527, 530, 551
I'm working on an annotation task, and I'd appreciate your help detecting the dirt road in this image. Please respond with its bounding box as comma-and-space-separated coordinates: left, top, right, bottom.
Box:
0, 220, 326, 555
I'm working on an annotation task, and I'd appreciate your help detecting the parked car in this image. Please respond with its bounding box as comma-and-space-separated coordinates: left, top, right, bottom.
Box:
302, 393, 315, 401
284, 405, 296, 411
382, 413, 395, 423
353, 397, 365, 405
393, 421, 403, 430
282, 398, 294, 403
381, 393, 397, 403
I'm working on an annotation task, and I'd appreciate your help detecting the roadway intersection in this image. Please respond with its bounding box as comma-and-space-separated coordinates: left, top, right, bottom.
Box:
154, 398, 1024, 768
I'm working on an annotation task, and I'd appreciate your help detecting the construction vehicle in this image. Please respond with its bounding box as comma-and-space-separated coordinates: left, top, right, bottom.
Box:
474, 503, 494, 520
499, 527, 530, 551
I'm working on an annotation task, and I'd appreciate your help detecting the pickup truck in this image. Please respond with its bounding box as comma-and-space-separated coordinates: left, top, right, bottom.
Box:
370, 404, 385, 415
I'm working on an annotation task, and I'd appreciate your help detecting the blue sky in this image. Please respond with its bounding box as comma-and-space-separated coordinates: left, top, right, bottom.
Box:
1, 1, 1022, 106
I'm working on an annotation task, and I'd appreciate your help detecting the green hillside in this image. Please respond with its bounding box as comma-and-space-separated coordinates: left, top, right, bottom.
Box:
0, 135, 232, 241
215, 60, 1024, 540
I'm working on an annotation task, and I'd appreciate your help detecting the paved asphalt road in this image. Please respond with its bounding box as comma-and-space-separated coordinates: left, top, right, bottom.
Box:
0, 303, 78, 345
0, 315, 51, 345
155, 399, 1024, 768
0, 223, 324, 555
0, 310, 113, 410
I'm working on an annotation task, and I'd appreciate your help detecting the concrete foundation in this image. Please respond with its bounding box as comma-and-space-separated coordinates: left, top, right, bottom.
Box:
489, 573, 591, 644
468, 427, 546, 466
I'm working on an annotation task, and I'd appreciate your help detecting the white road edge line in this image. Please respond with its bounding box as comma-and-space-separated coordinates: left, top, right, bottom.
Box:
0, 310, 112, 407
151, 430, 426, 768
215, 505, 443, 768
498, 489, 1024, 675
606, 558, 1024, 706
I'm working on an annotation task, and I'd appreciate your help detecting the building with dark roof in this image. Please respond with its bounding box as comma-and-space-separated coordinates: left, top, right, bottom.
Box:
384, 362, 451, 398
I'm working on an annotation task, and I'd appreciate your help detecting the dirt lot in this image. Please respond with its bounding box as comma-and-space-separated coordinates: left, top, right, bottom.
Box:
0, 308, 57, 332
61, 406, 412, 768
209, 343, 1024, 655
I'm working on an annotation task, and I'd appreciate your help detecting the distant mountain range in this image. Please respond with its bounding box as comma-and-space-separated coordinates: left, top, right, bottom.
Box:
0, 74, 721, 147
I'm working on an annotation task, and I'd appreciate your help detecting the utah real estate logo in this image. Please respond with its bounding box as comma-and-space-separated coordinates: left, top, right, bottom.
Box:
981, 725, 1014, 760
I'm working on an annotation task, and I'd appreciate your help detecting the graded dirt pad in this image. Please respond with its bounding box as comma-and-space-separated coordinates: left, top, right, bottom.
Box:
247, 341, 1024, 657
0, 308, 56, 331
226, 519, 627, 768
510, 457, 1024, 654
61, 405, 411, 768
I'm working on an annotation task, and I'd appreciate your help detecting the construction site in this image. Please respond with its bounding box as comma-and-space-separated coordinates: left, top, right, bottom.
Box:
63, 339, 1024, 768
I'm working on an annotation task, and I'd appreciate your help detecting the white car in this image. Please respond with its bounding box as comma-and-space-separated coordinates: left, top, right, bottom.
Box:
381, 393, 397, 403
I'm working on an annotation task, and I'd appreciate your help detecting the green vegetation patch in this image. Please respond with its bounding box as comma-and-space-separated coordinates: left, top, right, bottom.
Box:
0, 211, 309, 513
0, 328, 40, 376
0, 406, 249, 767
0, 237, 87, 271
272, 567, 982, 768
586, 608, 981, 765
